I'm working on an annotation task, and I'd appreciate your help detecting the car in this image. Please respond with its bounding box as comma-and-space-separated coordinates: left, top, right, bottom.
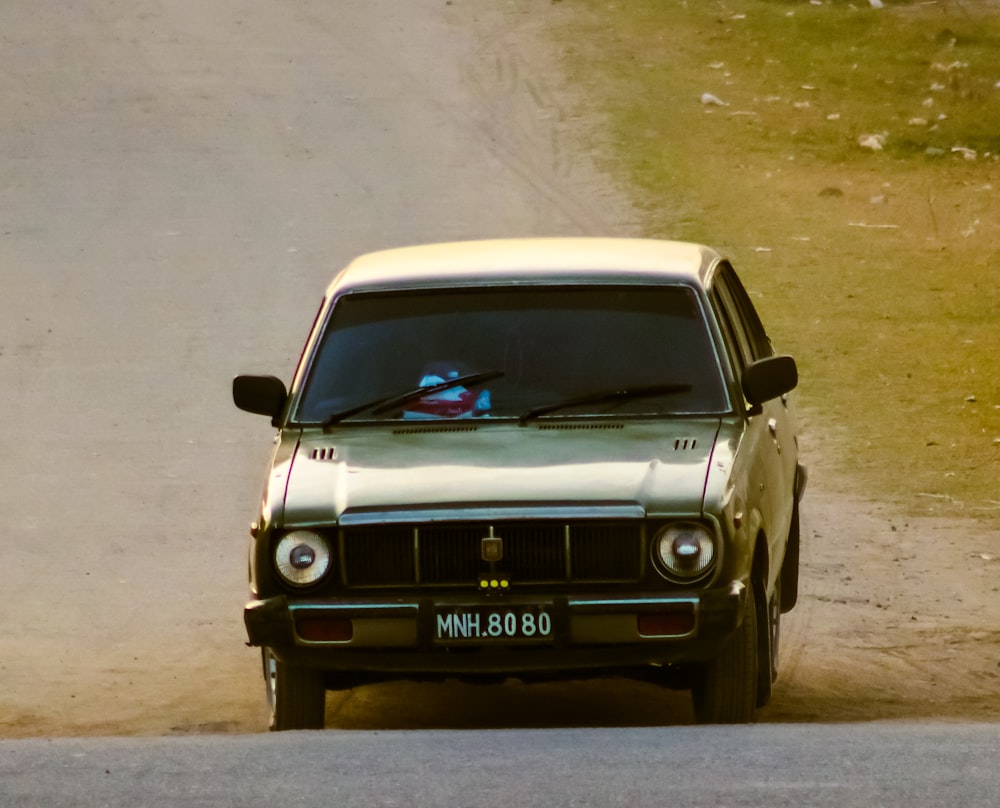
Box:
233, 237, 806, 729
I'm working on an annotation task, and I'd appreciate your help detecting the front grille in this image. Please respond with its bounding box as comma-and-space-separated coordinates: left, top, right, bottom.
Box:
339, 521, 645, 588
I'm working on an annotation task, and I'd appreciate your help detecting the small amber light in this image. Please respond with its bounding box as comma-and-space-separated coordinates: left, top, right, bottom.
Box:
637, 610, 695, 637
295, 616, 354, 642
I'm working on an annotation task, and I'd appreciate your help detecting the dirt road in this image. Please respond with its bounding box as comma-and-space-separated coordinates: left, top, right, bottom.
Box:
0, 1, 996, 738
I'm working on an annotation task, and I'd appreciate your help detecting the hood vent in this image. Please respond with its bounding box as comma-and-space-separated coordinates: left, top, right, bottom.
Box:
310, 447, 337, 461
537, 423, 625, 431
673, 438, 698, 451
392, 425, 480, 435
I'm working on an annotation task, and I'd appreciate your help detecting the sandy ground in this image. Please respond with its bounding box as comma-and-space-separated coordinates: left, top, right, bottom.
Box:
0, 1, 997, 738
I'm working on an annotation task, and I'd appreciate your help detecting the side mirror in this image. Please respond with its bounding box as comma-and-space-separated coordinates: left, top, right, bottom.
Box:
741, 355, 798, 407
233, 375, 287, 425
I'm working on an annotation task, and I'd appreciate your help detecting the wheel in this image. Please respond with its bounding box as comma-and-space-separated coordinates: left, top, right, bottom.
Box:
779, 500, 800, 614
756, 574, 780, 709
262, 647, 326, 731
691, 582, 758, 724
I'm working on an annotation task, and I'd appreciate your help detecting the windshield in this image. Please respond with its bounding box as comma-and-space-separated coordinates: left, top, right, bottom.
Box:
294, 285, 729, 423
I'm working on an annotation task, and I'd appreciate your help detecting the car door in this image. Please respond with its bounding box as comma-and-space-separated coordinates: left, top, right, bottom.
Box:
710, 264, 795, 567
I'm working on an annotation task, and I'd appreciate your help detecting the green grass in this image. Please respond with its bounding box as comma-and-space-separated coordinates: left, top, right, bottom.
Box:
552, 0, 1000, 518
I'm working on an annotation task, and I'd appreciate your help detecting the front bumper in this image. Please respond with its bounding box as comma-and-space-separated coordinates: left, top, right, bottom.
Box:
244, 583, 747, 678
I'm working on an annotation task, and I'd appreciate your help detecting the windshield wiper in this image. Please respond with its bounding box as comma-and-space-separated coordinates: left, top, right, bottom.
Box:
321, 370, 504, 429
518, 383, 692, 426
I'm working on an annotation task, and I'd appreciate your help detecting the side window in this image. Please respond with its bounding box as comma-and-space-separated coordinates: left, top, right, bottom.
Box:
713, 280, 754, 370
717, 264, 773, 360
711, 263, 777, 410
709, 288, 746, 377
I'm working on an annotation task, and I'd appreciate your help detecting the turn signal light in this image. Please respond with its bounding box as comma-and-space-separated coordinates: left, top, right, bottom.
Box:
295, 616, 353, 642
637, 610, 695, 637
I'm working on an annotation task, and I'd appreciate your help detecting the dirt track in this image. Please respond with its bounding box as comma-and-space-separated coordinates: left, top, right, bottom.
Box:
0, 1, 997, 738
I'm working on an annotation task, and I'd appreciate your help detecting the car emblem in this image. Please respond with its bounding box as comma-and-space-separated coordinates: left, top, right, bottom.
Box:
481, 536, 503, 563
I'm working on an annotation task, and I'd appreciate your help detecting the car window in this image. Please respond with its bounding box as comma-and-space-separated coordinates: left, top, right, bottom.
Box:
709, 287, 746, 376
294, 285, 730, 422
712, 283, 754, 373
715, 264, 773, 361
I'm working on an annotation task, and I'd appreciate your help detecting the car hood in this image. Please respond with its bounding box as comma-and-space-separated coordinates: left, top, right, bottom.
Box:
276, 419, 723, 525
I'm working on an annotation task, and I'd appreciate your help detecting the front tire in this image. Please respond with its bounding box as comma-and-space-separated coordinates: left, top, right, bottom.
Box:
756, 575, 780, 709
691, 582, 758, 724
780, 500, 800, 613
262, 647, 326, 731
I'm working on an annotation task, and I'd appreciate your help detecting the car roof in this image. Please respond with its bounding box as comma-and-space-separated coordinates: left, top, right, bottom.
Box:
326, 238, 723, 296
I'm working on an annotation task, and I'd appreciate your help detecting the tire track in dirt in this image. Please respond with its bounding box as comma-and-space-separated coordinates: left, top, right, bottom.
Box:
447, 5, 641, 237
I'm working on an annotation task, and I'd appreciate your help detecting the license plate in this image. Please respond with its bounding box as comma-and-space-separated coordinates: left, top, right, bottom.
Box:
435, 605, 553, 642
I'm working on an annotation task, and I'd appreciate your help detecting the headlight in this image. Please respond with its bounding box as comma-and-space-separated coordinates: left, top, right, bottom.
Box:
653, 523, 716, 581
274, 530, 332, 587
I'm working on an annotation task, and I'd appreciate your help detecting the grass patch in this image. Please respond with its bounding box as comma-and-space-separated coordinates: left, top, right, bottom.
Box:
551, 0, 1000, 518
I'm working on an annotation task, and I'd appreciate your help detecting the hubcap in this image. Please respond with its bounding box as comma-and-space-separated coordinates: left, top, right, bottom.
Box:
263, 649, 278, 721
770, 580, 781, 681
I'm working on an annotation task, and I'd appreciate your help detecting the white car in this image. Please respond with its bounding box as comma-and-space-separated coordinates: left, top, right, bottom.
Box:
234, 238, 806, 729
